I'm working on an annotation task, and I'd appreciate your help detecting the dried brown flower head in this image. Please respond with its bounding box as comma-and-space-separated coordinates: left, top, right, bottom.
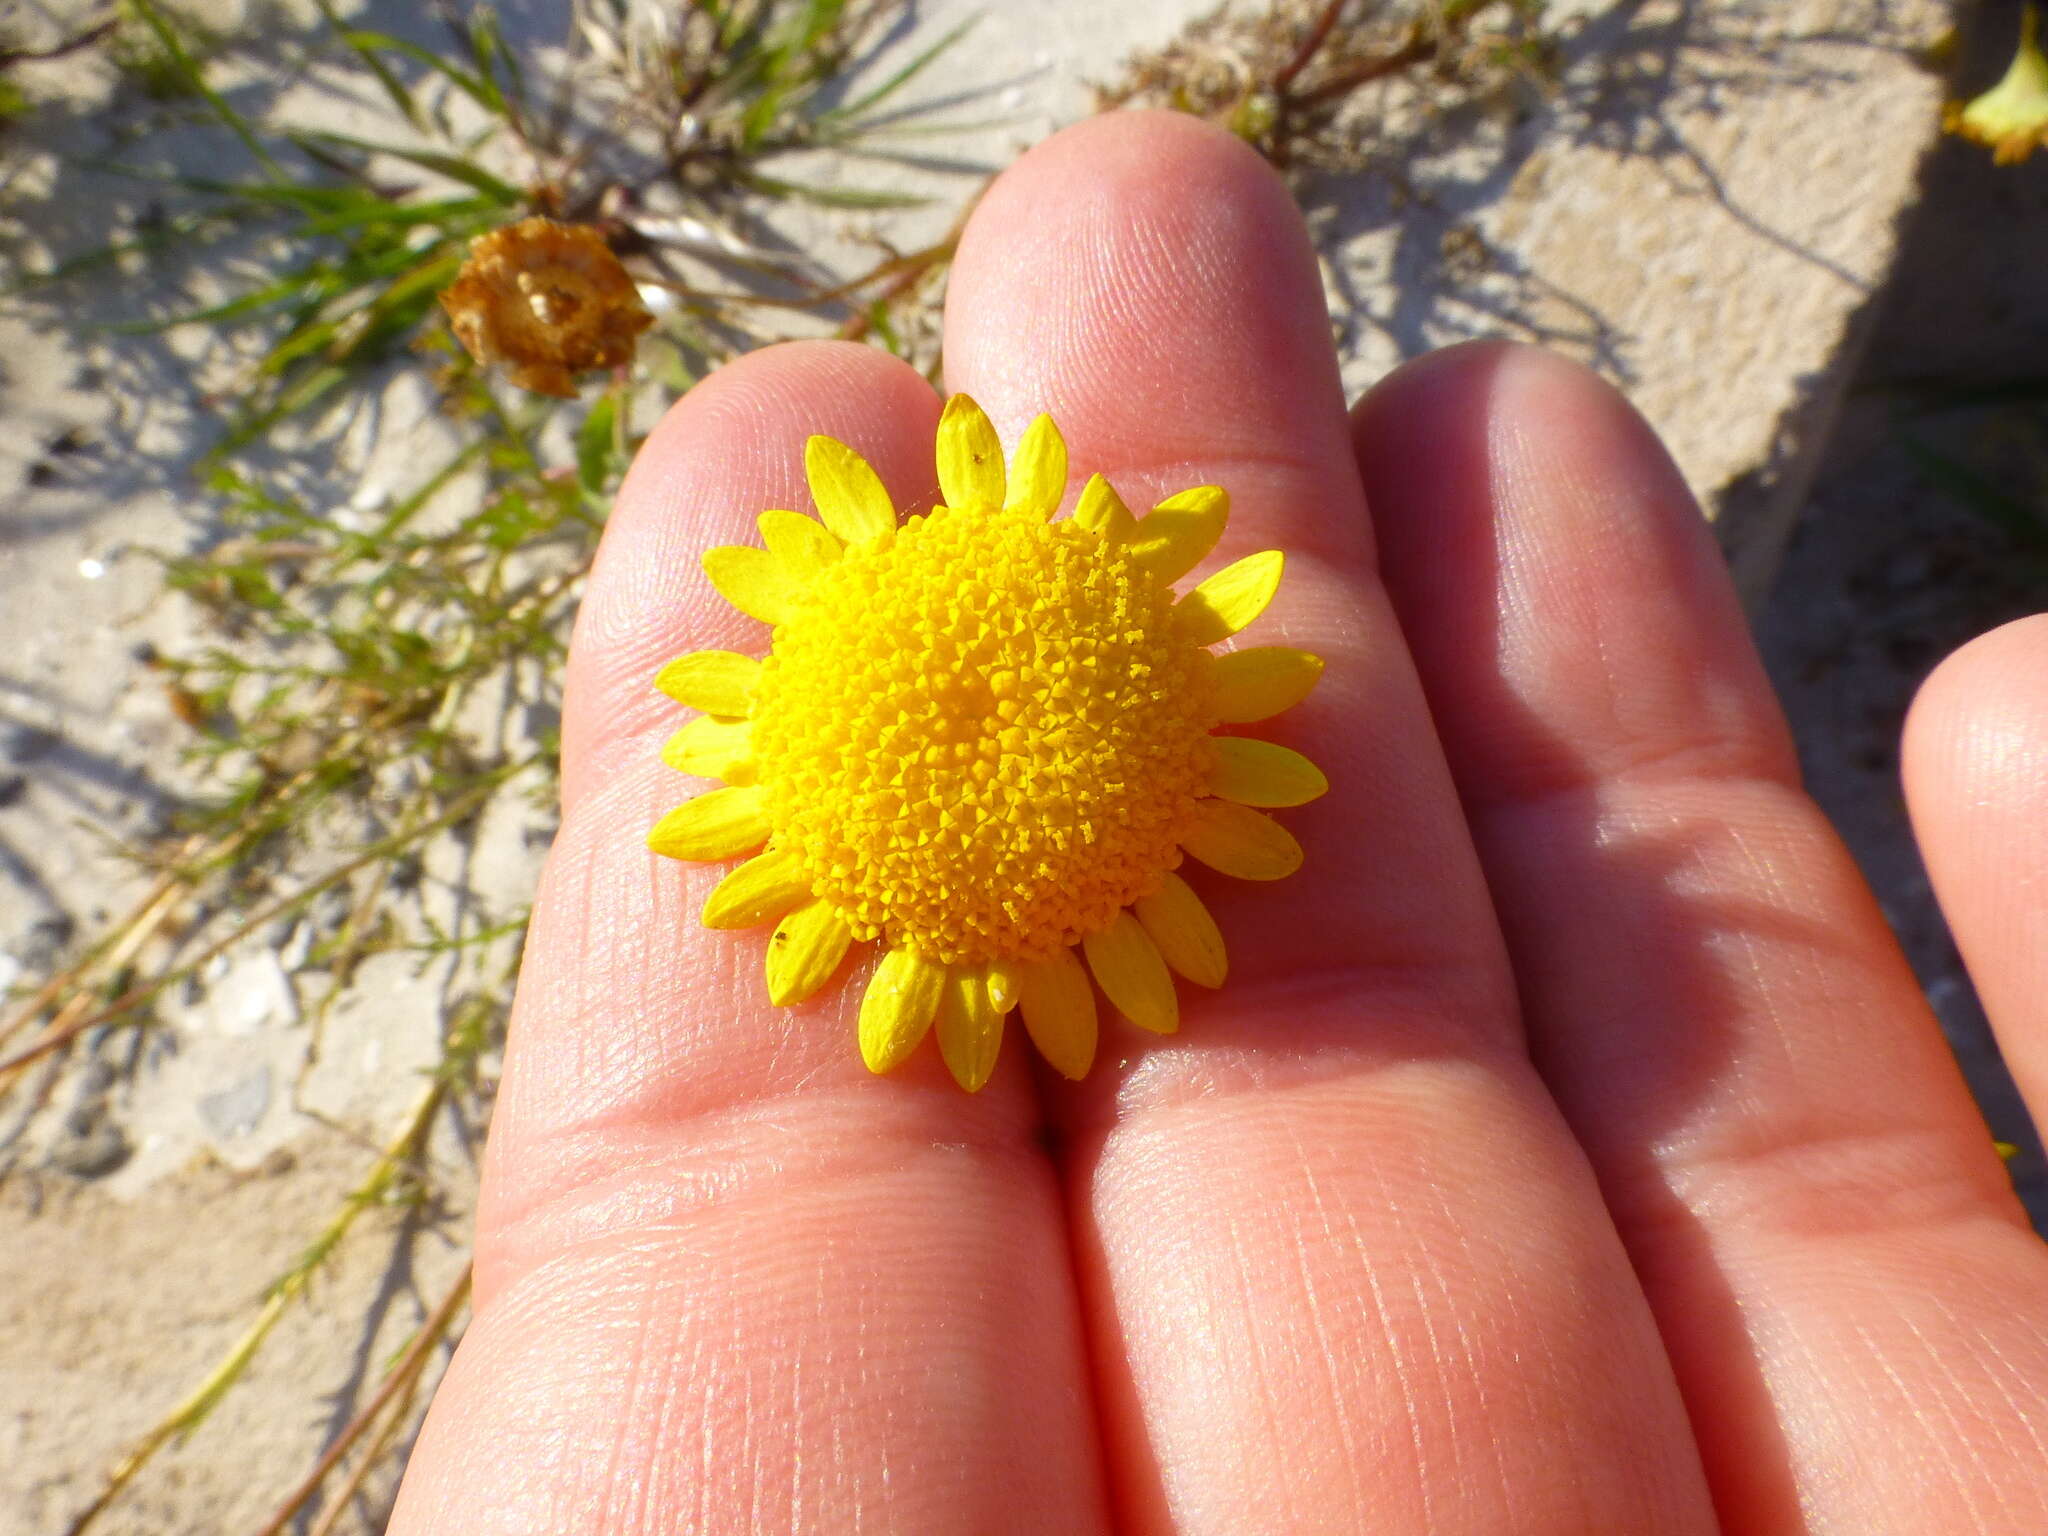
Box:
440, 217, 654, 398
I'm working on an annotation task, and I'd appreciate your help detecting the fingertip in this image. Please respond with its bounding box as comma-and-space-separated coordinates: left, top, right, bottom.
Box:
945, 109, 1340, 468
1904, 612, 2048, 812
1353, 340, 1680, 529
1352, 337, 1528, 426
622, 342, 937, 487
1905, 613, 2048, 1124
601, 340, 941, 569
965, 108, 1288, 240
1355, 338, 1792, 802
1904, 613, 2048, 904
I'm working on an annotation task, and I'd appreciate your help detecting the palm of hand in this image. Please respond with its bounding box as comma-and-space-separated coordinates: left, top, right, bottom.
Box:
392, 114, 2048, 1535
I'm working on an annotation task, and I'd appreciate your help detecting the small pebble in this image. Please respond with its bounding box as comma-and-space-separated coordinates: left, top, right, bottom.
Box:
48, 1113, 131, 1179
197, 1065, 272, 1141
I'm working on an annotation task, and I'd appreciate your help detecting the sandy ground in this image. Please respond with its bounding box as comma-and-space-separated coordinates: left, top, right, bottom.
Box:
6, 0, 2042, 1531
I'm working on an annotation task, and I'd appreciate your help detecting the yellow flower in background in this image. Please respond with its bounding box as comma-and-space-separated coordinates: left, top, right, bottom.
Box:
1945, 4, 2048, 165
648, 396, 1326, 1089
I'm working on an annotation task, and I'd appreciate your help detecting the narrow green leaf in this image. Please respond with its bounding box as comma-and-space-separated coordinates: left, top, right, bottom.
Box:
338, 30, 501, 114
744, 172, 928, 209
824, 17, 976, 124
126, 0, 281, 176
314, 0, 422, 129
285, 129, 523, 203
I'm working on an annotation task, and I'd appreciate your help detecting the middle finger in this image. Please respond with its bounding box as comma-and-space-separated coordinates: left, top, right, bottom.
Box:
943, 111, 1717, 1534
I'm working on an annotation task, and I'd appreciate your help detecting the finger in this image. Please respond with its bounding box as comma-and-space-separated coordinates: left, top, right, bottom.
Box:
393, 344, 1108, 1534
1906, 613, 2048, 1123
1359, 341, 2048, 1533
945, 113, 1714, 1534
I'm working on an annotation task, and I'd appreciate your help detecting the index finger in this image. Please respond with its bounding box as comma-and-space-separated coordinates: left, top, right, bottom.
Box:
392, 344, 1108, 1533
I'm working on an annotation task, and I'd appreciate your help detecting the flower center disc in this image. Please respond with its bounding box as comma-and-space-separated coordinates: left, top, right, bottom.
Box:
750, 504, 1216, 965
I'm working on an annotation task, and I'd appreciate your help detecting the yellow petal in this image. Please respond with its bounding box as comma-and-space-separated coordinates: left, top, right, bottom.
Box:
984, 955, 1022, 1014
1017, 947, 1097, 1080
660, 716, 755, 783
1210, 737, 1328, 808
757, 509, 841, 582
1181, 798, 1303, 881
935, 394, 1005, 510
1177, 550, 1285, 645
766, 898, 853, 1006
702, 545, 801, 625
1133, 873, 1228, 988
1210, 646, 1324, 723
1948, 5, 2048, 162
1128, 485, 1228, 584
654, 650, 759, 718
936, 964, 1004, 1092
859, 947, 945, 1073
703, 848, 812, 929
804, 434, 896, 545
1081, 911, 1178, 1035
648, 785, 769, 861
1006, 413, 1067, 519
1072, 472, 1138, 542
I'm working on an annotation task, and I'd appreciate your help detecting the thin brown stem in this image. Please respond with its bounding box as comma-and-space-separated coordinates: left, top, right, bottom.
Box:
1273, 0, 1351, 95
301, 1367, 424, 1536
0, 17, 118, 68
248, 1265, 473, 1536
833, 241, 954, 340
833, 190, 979, 342
0, 772, 515, 1080
0, 839, 200, 1050
1291, 30, 1433, 107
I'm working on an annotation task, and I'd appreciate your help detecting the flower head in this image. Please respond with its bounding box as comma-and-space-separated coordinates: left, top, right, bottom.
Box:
441, 217, 653, 397
1945, 5, 2048, 165
649, 397, 1326, 1089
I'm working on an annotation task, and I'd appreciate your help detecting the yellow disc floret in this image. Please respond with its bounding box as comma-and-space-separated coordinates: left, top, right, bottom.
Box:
649, 394, 1326, 1091
748, 502, 1217, 965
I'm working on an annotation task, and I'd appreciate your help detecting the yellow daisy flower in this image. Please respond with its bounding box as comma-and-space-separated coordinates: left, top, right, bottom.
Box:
1945, 4, 2048, 165
648, 396, 1326, 1090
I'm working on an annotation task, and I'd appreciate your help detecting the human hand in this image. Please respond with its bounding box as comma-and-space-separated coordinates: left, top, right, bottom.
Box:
390, 113, 2048, 1533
